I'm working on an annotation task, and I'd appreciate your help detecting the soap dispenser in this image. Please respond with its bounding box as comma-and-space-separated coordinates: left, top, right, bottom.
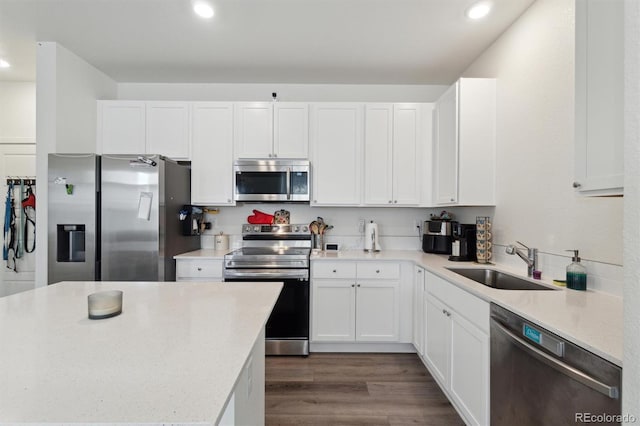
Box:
566, 249, 587, 291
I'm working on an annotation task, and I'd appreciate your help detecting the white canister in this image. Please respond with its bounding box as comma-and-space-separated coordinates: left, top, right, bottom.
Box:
214, 233, 229, 251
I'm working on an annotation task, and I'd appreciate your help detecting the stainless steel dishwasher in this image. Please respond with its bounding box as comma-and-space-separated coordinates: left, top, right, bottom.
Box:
490, 303, 621, 425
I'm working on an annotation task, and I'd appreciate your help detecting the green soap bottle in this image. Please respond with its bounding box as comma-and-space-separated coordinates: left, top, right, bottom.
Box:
566, 249, 587, 291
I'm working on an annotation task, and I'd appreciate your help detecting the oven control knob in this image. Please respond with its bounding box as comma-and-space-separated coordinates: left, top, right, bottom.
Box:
253, 226, 260, 232
293, 226, 300, 232
303, 226, 308, 232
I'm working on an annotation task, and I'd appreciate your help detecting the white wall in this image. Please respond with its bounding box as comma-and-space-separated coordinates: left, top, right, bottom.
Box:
462, 0, 623, 266
0, 82, 37, 297
0, 82, 36, 144
623, 0, 640, 420
117, 83, 448, 102
35, 42, 117, 288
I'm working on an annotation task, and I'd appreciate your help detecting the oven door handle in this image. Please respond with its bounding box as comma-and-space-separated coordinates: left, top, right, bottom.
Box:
224, 269, 309, 280
492, 320, 619, 399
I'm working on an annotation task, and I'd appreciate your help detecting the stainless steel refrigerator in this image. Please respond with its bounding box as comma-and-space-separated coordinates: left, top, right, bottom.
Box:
48, 154, 200, 284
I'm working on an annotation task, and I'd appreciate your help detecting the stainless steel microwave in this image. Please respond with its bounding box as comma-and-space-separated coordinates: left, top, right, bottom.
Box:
234, 159, 311, 202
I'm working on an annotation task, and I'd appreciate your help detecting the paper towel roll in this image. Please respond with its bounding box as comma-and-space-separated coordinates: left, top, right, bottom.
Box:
214, 233, 229, 251
364, 221, 381, 252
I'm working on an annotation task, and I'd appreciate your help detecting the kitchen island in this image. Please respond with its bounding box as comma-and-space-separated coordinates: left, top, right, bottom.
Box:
0, 280, 282, 425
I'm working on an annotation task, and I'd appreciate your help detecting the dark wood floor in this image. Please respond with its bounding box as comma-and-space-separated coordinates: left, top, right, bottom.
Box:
265, 353, 465, 426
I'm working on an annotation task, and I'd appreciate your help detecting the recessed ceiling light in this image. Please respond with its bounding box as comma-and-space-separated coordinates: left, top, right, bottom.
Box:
0, 59, 10, 69
193, 1, 214, 19
466, 1, 492, 20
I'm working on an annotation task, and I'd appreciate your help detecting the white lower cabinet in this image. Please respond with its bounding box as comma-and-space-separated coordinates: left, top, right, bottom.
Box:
311, 261, 404, 343
423, 271, 490, 426
218, 328, 265, 426
175, 259, 224, 282
412, 266, 425, 356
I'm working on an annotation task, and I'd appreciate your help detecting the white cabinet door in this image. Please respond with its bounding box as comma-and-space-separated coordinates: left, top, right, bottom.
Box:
450, 312, 489, 426
312, 279, 356, 341
191, 103, 235, 206
574, 0, 624, 195
146, 102, 190, 159
392, 104, 421, 205
98, 101, 146, 154
355, 280, 400, 342
364, 104, 393, 205
234, 102, 273, 158
433, 84, 458, 205
413, 266, 425, 356
310, 103, 363, 205
424, 292, 450, 387
274, 103, 309, 158
433, 79, 496, 206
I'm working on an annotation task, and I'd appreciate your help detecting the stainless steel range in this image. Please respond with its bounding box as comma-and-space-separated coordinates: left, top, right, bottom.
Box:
224, 224, 311, 356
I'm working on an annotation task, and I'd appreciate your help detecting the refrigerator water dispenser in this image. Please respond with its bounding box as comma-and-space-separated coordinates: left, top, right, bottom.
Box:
57, 224, 86, 262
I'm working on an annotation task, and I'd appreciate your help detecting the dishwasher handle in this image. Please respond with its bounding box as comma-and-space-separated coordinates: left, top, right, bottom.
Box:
493, 320, 619, 399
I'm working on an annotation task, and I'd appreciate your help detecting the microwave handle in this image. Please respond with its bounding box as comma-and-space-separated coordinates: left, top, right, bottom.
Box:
286, 167, 291, 200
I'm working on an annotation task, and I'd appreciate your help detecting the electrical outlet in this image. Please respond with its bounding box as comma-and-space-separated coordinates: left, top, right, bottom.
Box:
414, 220, 422, 236
358, 219, 366, 234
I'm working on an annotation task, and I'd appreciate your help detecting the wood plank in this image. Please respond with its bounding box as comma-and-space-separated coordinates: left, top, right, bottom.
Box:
266, 414, 390, 426
265, 353, 464, 425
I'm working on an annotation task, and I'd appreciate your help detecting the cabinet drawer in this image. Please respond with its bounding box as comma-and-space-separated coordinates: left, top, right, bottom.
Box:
426, 271, 490, 333
313, 261, 357, 279
357, 262, 400, 280
176, 259, 223, 279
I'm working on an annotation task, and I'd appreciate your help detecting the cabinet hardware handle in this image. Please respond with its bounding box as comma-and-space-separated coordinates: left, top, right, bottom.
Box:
357, 284, 361, 287
442, 309, 446, 315
197, 267, 202, 271
388, 200, 392, 203
394, 200, 397, 204
227, 199, 231, 203
351, 284, 355, 287
417, 270, 422, 273
273, 153, 277, 158
573, 182, 582, 188
332, 269, 337, 273
376, 270, 380, 273
313, 200, 317, 203
450, 198, 454, 202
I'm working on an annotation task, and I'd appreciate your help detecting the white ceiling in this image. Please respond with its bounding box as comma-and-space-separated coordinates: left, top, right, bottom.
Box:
0, 0, 535, 84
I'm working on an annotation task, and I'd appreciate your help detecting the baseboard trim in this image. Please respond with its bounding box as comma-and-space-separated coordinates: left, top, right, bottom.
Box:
309, 342, 416, 353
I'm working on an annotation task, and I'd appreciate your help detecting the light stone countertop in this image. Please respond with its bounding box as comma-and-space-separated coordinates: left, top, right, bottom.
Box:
311, 249, 623, 367
0, 280, 282, 424
173, 248, 232, 260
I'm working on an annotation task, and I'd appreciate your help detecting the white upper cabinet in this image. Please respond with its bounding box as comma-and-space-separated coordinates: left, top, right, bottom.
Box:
574, 0, 624, 195
234, 102, 274, 158
97, 101, 146, 154
310, 103, 364, 206
98, 101, 190, 159
146, 102, 190, 159
364, 103, 428, 206
364, 104, 394, 205
392, 104, 423, 205
191, 103, 235, 206
274, 103, 309, 158
433, 78, 496, 206
234, 102, 309, 159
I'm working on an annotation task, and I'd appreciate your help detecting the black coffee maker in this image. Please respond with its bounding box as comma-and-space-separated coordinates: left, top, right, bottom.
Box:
448, 223, 477, 262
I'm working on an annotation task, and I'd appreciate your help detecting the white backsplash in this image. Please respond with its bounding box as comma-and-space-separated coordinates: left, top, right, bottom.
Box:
491, 245, 623, 298
199, 204, 622, 298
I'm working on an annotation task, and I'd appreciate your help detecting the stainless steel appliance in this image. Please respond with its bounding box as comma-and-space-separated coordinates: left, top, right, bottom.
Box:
448, 223, 476, 261
48, 154, 200, 284
422, 220, 455, 254
224, 224, 311, 355
490, 303, 621, 425
234, 159, 310, 202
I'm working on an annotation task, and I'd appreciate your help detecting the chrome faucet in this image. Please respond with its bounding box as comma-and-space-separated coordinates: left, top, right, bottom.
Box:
505, 241, 538, 277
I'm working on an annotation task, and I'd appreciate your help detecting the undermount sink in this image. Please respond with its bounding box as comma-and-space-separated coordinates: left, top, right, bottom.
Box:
447, 268, 558, 291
